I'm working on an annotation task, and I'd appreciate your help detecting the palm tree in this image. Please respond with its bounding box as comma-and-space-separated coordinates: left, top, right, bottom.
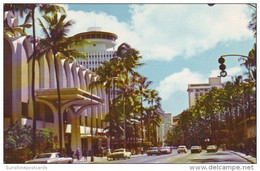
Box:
144, 89, 161, 145
38, 12, 85, 154
136, 76, 152, 148
95, 60, 119, 149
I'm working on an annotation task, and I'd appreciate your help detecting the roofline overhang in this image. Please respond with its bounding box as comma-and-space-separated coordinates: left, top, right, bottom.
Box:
35, 88, 102, 104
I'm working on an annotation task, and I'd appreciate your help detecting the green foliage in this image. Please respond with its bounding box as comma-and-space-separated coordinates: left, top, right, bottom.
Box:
167, 78, 256, 148
4, 122, 54, 163
4, 122, 32, 149
36, 128, 54, 153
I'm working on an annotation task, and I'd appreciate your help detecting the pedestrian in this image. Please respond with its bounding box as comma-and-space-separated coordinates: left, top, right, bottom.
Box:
100, 146, 104, 157
76, 148, 80, 160
141, 147, 144, 154
70, 150, 74, 158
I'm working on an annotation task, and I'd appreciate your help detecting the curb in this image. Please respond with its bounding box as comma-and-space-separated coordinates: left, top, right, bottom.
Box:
230, 151, 256, 164
73, 154, 146, 163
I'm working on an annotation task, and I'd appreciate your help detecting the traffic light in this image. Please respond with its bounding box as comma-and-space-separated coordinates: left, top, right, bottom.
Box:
218, 57, 227, 77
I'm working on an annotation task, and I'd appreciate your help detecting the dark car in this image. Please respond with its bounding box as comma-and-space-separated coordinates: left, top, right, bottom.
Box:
147, 147, 161, 156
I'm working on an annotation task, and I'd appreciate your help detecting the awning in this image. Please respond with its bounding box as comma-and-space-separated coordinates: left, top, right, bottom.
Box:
35, 88, 102, 105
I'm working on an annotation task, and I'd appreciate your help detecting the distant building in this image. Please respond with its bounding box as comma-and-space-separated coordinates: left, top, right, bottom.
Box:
187, 77, 222, 107
172, 114, 181, 128
157, 112, 173, 146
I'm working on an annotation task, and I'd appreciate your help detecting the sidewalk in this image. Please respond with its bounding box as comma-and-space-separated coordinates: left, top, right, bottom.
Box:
230, 151, 256, 164
73, 154, 146, 163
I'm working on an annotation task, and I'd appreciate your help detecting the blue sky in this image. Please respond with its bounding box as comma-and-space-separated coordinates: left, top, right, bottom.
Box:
33, 3, 255, 116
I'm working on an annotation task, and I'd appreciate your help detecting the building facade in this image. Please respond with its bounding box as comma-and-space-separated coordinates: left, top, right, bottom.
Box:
73, 26, 117, 72
4, 11, 110, 157
187, 77, 222, 107
157, 112, 173, 146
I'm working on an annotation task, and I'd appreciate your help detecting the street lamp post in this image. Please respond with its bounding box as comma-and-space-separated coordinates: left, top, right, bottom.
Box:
218, 54, 254, 77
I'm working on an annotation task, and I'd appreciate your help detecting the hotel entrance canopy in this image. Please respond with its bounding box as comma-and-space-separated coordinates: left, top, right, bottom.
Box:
35, 88, 102, 106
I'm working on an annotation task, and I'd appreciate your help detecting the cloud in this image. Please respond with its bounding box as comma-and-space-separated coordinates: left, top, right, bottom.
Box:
157, 66, 243, 101
129, 4, 252, 60
210, 66, 243, 82
35, 4, 252, 61
156, 68, 206, 100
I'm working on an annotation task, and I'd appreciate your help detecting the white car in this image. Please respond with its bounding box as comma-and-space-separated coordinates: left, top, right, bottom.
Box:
25, 152, 73, 164
207, 145, 218, 153
107, 148, 131, 160
177, 145, 188, 153
190, 146, 202, 153
160, 147, 171, 154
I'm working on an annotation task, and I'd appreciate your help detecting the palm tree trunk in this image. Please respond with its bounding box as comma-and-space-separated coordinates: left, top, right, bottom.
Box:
31, 8, 37, 157
134, 113, 137, 154
90, 84, 94, 162
112, 80, 120, 147
141, 96, 144, 147
147, 113, 150, 144
107, 87, 113, 150
53, 53, 63, 155
123, 95, 126, 149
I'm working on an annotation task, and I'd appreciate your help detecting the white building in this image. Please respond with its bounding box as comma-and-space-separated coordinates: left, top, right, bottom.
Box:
4, 11, 110, 158
73, 27, 118, 71
187, 77, 222, 107
157, 112, 173, 146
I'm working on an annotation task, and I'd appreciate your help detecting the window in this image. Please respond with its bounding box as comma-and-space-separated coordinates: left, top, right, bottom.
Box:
96, 118, 99, 128
101, 119, 103, 128
196, 89, 200, 92
22, 102, 28, 117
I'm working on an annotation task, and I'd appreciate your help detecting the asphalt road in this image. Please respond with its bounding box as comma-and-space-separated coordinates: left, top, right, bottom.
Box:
104, 150, 251, 164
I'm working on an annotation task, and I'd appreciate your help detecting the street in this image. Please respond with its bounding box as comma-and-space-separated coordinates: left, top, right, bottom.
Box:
102, 150, 250, 164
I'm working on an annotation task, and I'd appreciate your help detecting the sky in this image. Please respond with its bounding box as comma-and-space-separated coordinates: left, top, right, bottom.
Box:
31, 3, 256, 116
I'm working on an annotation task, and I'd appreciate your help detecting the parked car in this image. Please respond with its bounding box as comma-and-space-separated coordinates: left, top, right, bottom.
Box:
25, 152, 73, 164
190, 146, 202, 153
207, 145, 218, 153
147, 147, 161, 156
107, 148, 131, 160
177, 145, 188, 153
160, 146, 172, 154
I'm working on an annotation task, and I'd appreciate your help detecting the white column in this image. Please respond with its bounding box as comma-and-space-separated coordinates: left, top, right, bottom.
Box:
70, 111, 82, 157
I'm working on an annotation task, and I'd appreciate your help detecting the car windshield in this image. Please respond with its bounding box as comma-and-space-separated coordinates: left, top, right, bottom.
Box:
149, 147, 157, 150
35, 154, 52, 159
192, 146, 199, 148
114, 149, 124, 152
178, 146, 186, 148
161, 147, 168, 149
208, 145, 215, 148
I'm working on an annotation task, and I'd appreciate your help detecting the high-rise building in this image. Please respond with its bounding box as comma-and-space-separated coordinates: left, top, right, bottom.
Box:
157, 112, 173, 146
187, 77, 222, 107
73, 27, 118, 71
